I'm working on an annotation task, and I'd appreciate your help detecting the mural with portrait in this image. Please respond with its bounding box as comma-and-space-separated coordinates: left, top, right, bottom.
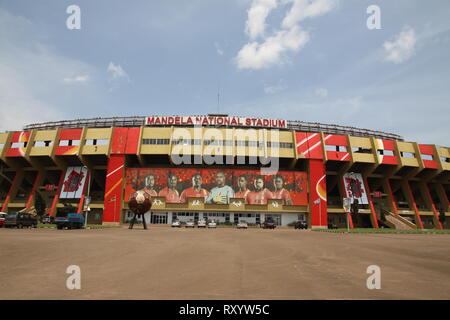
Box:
124, 168, 308, 206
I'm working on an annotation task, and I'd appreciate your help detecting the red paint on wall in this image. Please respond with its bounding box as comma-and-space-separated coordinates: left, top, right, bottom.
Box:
59, 129, 82, 141
309, 159, 327, 227
103, 155, 125, 223
125, 127, 140, 154
55, 129, 82, 155
296, 132, 324, 159
325, 134, 348, 146
5, 131, 30, 157
110, 128, 128, 154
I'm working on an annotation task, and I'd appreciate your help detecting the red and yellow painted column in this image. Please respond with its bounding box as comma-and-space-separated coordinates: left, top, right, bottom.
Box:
309, 159, 327, 229
382, 179, 398, 216
1, 172, 23, 212
26, 172, 43, 208
363, 177, 379, 228
103, 155, 125, 224
403, 181, 424, 229
49, 171, 66, 217
421, 182, 443, 230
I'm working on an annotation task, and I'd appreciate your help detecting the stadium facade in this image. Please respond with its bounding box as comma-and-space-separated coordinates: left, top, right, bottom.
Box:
0, 115, 449, 229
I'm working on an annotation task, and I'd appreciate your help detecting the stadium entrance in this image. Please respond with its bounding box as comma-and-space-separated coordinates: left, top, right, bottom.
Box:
150, 212, 168, 224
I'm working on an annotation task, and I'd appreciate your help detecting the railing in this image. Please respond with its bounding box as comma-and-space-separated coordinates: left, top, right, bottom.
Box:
22, 115, 404, 141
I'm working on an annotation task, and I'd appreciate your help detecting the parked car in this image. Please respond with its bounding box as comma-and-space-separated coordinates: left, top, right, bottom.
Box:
42, 216, 55, 224
237, 221, 248, 229
55, 213, 85, 230
171, 220, 181, 228
262, 220, 276, 229
185, 220, 195, 228
208, 220, 217, 228
197, 219, 207, 228
328, 223, 338, 229
294, 220, 308, 229
4, 212, 38, 228
0, 212, 6, 227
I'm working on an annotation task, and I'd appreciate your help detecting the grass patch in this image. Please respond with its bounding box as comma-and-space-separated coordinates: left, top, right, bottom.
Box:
37, 223, 56, 228
314, 228, 450, 234
37, 224, 120, 229
85, 224, 121, 229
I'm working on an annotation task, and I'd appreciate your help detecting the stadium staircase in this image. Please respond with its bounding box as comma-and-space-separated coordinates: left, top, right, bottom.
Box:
379, 209, 416, 230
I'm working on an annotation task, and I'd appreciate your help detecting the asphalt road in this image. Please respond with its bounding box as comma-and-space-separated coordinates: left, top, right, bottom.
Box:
0, 226, 449, 299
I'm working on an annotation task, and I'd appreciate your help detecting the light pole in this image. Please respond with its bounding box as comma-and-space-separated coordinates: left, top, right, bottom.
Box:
83, 166, 91, 228
348, 172, 356, 231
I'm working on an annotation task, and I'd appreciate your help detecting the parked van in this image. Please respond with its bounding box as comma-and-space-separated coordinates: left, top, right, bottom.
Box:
4, 212, 38, 228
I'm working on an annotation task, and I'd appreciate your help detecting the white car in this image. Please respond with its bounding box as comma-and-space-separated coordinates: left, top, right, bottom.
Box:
208, 220, 217, 228
237, 221, 248, 229
197, 219, 207, 228
171, 220, 181, 228
185, 221, 195, 228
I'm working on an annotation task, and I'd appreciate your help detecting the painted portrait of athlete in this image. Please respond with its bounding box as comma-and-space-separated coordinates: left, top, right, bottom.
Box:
247, 176, 273, 205
140, 173, 157, 197
234, 174, 250, 204
206, 171, 234, 204
272, 174, 293, 205
180, 173, 209, 202
158, 174, 180, 203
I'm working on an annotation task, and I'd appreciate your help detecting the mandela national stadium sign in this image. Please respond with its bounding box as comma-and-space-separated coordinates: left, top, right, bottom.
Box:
145, 116, 287, 129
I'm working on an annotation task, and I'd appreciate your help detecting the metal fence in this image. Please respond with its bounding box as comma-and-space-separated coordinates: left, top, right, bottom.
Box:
22, 115, 403, 141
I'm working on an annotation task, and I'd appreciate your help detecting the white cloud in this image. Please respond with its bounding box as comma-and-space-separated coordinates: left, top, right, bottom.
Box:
282, 0, 338, 28
237, 25, 309, 69
214, 42, 224, 55
315, 87, 328, 98
107, 62, 130, 81
236, 0, 337, 70
245, 0, 278, 39
383, 27, 417, 64
63, 75, 90, 84
264, 83, 286, 94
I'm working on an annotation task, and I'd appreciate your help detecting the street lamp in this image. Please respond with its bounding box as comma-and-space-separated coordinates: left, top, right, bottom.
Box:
83, 166, 91, 227
347, 172, 357, 231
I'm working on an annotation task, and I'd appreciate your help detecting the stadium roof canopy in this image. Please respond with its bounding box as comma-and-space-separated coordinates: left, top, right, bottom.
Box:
22, 115, 403, 141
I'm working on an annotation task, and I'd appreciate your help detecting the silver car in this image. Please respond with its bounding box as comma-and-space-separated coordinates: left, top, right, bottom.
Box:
185, 220, 195, 228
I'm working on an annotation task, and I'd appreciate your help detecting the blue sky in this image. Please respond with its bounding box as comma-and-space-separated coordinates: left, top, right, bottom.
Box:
0, 0, 449, 145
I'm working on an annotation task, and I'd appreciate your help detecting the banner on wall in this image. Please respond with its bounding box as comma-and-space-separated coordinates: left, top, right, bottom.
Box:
342, 172, 368, 205
60, 166, 88, 199
125, 168, 308, 206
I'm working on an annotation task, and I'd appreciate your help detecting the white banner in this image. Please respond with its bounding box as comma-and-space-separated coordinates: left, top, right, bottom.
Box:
60, 166, 88, 199
342, 173, 369, 205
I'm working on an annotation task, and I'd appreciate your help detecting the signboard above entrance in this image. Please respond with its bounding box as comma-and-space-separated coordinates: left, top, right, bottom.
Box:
145, 116, 287, 129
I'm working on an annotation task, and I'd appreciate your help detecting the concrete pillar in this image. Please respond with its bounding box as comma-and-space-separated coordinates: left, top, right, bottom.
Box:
103, 154, 125, 225
308, 159, 327, 229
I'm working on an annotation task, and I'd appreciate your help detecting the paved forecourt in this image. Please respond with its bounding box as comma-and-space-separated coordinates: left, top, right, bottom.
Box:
0, 227, 449, 299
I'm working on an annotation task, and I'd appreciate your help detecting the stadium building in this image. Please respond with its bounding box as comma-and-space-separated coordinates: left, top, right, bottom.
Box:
0, 114, 449, 230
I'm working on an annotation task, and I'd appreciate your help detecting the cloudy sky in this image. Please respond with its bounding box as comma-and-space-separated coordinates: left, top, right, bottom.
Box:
0, 0, 449, 145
